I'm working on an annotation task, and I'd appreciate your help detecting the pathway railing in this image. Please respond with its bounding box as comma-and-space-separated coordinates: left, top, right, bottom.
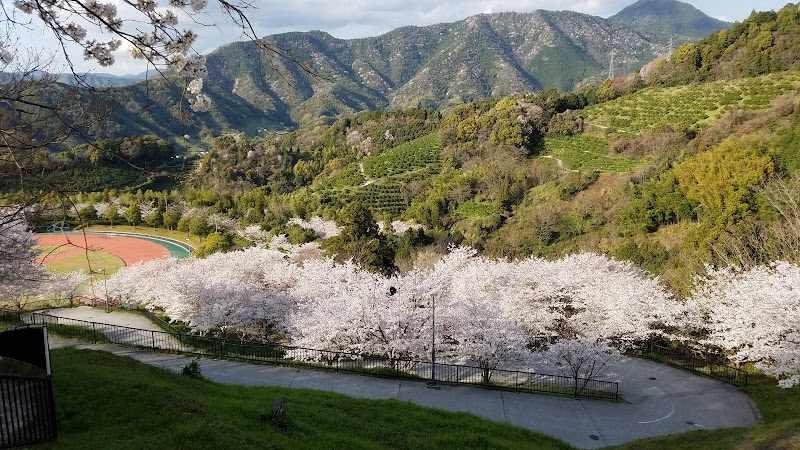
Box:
138, 309, 182, 335
3, 310, 619, 401
632, 341, 749, 387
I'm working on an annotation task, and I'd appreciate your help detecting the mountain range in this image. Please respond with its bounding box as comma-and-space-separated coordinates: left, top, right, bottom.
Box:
55, 70, 157, 86
89, 0, 731, 142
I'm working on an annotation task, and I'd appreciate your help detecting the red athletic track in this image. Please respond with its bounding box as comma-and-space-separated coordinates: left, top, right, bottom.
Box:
35, 233, 170, 267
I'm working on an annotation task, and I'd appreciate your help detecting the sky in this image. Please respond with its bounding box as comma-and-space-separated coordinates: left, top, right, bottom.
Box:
8, 0, 793, 75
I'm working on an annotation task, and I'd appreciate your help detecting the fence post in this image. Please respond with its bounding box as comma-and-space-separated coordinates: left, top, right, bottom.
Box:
92, 322, 97, 344
151, 331, 156, 350
515, 372, 519, 392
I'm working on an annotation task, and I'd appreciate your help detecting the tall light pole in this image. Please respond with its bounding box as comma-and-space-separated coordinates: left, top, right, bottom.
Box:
427, 294, 439, 389
99, 268, 109, 313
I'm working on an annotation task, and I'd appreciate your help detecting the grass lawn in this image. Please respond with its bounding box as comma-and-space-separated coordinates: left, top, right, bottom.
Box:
36, 245, 125, 276
41, 347, 572, 449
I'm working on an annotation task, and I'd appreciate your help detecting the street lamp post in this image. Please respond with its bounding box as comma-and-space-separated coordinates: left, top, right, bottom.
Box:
427, 294, 439, 389
99, 269, 109, 313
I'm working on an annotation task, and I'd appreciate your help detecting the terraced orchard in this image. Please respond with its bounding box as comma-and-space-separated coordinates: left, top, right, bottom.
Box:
361, 134, 441, 179
543, 135, 643, 172
582, 72, 800, 136
313, 134, 442, 216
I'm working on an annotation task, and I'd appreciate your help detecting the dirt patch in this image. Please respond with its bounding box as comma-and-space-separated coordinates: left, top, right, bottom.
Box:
35, 233, 170, 267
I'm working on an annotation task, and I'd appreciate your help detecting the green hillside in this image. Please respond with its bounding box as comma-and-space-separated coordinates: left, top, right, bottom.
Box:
543, 135, 643, 172
583, 72, 800, 135
9, 3, 800, 292
310, 134, 442, 217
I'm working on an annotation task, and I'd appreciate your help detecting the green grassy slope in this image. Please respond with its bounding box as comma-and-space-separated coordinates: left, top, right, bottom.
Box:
42, 347, 571, 449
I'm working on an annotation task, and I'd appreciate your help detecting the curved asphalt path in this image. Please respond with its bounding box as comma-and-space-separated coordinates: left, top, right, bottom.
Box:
45, 308, 761, 449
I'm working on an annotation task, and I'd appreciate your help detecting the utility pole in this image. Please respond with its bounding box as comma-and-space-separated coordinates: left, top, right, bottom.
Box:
668, 36, 674, 60
100, 268, 109, 313
608, 49, 615, 80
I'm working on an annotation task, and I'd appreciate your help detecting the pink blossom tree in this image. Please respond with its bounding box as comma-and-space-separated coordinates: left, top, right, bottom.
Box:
539, 336, 621, 396
685, 262, 800, 388
104, 247, 678, 377
0, 210, 48, 307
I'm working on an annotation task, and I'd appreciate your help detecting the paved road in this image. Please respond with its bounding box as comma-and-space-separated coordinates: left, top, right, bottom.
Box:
43, 308, 761, 449
28, 307, 193, 352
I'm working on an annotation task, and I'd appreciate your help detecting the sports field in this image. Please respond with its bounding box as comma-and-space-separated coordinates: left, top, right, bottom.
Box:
35, 233, 173, 275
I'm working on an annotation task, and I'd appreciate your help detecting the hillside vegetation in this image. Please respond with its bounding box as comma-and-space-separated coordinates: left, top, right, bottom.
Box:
583, 72, 800, 135
7, 3, 800, 294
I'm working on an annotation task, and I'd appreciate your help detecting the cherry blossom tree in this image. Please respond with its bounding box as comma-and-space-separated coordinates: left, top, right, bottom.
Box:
207, 213, 239, 234
539, 337, 621, 396
235, 224, 271, 247
443, 294, 530, 382
508, 253, 679, 343
685, 262, 800, 388
104, 246, 679, 376
49, 270, 91, 305
288, 262, 433, 362
286, 217, 341, 239
389, 220, 425, 237
107, 249, 296, 337
0, 209, 48, 305
418, 248, 531, 379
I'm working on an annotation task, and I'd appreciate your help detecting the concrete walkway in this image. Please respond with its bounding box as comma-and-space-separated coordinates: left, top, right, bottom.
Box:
42, 308, 761, 449
28, 307, 193, 352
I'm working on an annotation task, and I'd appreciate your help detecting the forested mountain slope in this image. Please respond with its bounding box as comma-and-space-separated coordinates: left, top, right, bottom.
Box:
86, 1, 727, 141
611, 0, 731, 39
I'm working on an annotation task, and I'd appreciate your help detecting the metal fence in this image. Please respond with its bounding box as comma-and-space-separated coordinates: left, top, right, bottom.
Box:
0, 298, 76, 312
0, 375, 57, 448
138, 309, 182, 335
9, 310, 619, 401
634, 341, 749, 387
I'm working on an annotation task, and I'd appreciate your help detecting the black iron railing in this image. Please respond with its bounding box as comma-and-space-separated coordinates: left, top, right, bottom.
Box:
5, 310, 619, 401
138, 309, 182, 335
634, 341, 749, 386
0, 374, 57, 448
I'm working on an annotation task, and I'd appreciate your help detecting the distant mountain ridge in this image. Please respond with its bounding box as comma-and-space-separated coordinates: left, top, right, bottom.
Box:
89, 0, 730, 141
611, 0, 732, 40
55, 70, 155, 86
